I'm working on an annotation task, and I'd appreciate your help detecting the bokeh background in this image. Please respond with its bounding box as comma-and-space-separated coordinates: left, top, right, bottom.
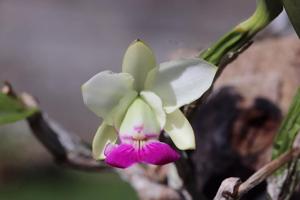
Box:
0, 0, 255, 199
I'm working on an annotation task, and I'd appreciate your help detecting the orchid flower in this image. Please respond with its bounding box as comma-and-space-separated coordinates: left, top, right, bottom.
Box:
81, 39, 217, 168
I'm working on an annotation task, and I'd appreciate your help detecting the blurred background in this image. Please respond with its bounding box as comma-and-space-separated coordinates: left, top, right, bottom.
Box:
0, 0, 258, 199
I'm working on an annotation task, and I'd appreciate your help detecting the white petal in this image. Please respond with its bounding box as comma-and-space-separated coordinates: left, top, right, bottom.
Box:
92, 122, 118, 160
105, 90, 138, 129
145, 58, 217, 113
82, 71, 134, 119
122, 40, 156, 91
164, 109, 195, 150
140, 91, 166, 129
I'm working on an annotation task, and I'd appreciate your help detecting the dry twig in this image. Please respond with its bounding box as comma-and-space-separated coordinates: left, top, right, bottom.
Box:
214, 148, 300, 200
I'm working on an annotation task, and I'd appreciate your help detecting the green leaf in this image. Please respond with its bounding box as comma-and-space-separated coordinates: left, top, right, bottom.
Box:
282, 0, 300, 37
268, 87, 300, 200
272, 88, 300, 160
0, 93, 37, 125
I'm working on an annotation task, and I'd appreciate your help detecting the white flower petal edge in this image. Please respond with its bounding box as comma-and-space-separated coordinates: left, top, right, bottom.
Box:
140, 91, 166, 129
92, 122, 118, 160
122, 40, 156, 91
105, 90, 138, 128
164, 109, 195, 150
145, 58, 217, 113
82, 71, 134, 119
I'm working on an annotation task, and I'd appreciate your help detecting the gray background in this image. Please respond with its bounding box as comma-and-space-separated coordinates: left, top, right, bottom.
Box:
0, 0, 254, 140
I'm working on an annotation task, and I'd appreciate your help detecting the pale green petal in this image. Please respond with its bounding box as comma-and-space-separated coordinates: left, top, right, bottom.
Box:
92, 122, 118, 160
140, 91, 166, 129
122, 40, 156, 91
105, 90, 138, 129
145, 58, 217, 113
82, 71, 134, 119
164, 109, 195, 150
119, 98, 160, 138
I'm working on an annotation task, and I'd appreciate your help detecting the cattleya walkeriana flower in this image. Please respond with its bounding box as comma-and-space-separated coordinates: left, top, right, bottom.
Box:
81, 39, 217, 168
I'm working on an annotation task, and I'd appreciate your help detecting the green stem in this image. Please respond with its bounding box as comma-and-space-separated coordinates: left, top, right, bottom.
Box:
267, 88, 300, 199
200, 0, 283, 65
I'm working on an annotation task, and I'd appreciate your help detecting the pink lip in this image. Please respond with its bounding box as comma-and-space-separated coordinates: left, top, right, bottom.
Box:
104, 141, 180, 168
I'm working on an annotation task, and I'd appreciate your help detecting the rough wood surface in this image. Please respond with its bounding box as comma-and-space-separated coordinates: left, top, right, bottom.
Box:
178, 87, 281, 199
215, 35, 300, 113
168, 35, 300, 199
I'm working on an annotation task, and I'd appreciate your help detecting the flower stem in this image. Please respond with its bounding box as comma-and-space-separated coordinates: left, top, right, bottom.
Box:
199, 0, 283, 66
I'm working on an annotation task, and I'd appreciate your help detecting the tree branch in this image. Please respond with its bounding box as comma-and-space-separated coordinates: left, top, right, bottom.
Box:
27, 111, 106, 171
1, 82, 185, 200
214, 148, 300, 200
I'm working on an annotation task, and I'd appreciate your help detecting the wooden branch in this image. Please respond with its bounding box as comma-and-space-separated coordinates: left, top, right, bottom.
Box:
239, 148, 300, 197
267, 131, 300, 200
28, 110, 184, 199
27, 112, 106, 171
213, 148, 300, 200
213, 178, 241, 200
118, 166, 183, 200
1, 82, 184, 200
1, 82, 287, 200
